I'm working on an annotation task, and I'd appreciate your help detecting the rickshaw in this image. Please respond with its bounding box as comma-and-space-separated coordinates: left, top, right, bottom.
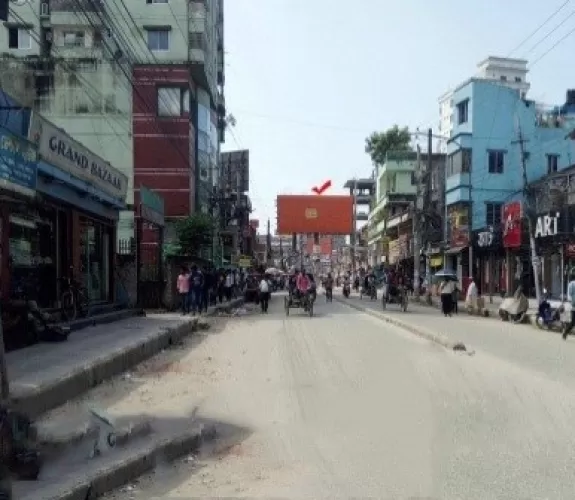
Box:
359, 275, 377, 301
284, 284, 315, 317
381, 275, 408, 312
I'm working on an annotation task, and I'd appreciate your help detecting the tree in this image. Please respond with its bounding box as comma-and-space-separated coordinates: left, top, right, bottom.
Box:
365, 125, 412, 165
175, 213, 215, 256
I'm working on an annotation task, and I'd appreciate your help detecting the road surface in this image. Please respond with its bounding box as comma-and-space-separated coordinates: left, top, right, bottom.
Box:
107, 293, 575, 499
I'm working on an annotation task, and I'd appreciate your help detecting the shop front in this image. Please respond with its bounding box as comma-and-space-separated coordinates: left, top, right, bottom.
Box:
27, 113, 128, 307
0, 123, 38, 301
471, 225, 505, 296
534, 209, 569, 299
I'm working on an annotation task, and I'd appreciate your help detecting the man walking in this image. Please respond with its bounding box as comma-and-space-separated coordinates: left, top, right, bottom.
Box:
188, 265, 203, 315
259, 275, 270, 313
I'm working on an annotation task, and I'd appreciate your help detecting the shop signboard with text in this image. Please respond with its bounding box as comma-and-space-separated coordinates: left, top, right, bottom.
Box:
502, 201, 522, 249
0, 127, 37, 197
28, 113, 128, 202
448, 205, 469, 248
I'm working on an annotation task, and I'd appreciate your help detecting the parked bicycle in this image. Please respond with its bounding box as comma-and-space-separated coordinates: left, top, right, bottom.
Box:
59, 267, 90, 322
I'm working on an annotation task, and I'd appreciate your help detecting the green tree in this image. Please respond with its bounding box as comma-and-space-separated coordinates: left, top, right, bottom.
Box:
365, 125, 412, 165
175, 213, 215, 256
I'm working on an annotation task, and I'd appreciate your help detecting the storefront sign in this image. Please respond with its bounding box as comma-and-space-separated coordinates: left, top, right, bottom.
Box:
534, 212, 560, 238
28, 113, 128, 201
477, 227, 494, 247
502, 201, 522, 249
0, 128, 37, 196
448, 205, 469, 248
139, 186, 165, 227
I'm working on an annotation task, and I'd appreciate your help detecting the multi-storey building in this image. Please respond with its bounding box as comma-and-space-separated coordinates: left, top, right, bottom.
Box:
438, 56, 530, 151
444, 80, 575, 294
0, 0, 225, 242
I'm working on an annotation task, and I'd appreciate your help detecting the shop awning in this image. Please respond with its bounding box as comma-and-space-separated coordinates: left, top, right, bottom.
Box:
445, 247, 465, 255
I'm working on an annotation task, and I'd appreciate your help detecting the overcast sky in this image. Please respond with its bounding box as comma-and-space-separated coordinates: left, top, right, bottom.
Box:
223, 0, 574, 232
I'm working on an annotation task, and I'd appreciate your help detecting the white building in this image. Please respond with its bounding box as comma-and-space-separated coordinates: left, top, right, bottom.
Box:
437, 56, 530, 151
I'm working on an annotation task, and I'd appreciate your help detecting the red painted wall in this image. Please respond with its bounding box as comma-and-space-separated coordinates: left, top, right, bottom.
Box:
132, 65, 196, 218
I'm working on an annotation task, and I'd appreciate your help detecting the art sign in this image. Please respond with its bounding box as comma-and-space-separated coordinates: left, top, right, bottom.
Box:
534, 212, 560, 238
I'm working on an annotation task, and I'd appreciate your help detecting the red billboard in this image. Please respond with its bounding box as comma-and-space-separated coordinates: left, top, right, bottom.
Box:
276, 195, 353, 235
502, 201, 522, 248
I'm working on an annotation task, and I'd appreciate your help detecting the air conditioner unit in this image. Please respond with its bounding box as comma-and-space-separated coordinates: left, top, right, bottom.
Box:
40, 2, 49, 16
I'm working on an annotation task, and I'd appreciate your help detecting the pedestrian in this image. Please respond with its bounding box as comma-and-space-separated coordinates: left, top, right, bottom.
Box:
224, 271, 233, 301
562, 273, 575, 340
177, 266, 190, 314
188, 265, 203, 315
259, 274, 270, 313
439, 279, 455, 317
201, 267, 212, 313
217, 271, 225, 303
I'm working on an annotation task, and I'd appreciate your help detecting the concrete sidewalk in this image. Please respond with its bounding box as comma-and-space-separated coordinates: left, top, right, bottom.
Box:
8, 298, 244, 418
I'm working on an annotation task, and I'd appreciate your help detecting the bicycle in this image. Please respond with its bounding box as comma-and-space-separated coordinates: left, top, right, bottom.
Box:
59, 268, 90, 322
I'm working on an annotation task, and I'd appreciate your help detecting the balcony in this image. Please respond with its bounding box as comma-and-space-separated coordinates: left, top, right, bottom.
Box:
52, 44, 103, 60
217, 91, 225, 116
445, 172, 470, 192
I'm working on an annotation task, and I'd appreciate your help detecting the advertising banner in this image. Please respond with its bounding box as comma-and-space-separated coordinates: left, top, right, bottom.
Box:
0, 127, 37, 196
277, 195, 353, 234
502, 201, 522, 249
448, 205, 470, 248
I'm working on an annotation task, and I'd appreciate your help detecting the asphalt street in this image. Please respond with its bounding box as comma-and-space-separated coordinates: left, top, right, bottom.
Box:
343, 290, 575, 391
107, 292, 575, 499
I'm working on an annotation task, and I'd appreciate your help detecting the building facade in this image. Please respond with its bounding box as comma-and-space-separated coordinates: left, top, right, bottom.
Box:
0, 90, 127, 312
0, 0, 225, 242
438, 56, 530, 152
444, 80, 575, 292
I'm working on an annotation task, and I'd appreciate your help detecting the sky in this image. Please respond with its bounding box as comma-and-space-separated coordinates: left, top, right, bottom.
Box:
222, 0, 575, 232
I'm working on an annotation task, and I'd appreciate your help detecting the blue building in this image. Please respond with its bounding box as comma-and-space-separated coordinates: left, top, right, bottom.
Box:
444, 79, 575, 292
0, 90, 128, 312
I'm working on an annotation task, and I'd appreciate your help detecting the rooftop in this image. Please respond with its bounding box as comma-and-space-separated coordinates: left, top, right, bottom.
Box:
343, 178, 375, 189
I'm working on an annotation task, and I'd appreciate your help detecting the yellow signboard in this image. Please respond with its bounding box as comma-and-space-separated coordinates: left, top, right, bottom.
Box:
238, 258, 251, 268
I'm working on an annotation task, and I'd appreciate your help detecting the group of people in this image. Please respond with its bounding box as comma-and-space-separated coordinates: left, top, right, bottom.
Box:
176, 265, 242, 315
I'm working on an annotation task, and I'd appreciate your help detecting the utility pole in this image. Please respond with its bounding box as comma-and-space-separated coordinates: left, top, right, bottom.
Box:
266, 218, 271, 266
513, 122, 542, 303
413, 145, 422, 301
351, 177, 358, 274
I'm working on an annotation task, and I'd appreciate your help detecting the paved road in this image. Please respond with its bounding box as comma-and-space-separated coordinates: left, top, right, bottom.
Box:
343, 291, 575, 391
107, 292, 575, 499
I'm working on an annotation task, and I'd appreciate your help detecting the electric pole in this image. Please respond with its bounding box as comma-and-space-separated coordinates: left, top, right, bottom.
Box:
413, 145, 422, 301
513, 122, 542, 303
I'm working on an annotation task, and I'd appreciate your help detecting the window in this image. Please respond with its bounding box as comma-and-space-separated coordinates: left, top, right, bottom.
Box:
147, 0, 168, 3
547, 154, 559, 174
456, 99, 468, 124
147, 29, 169, 51
485, 202, 503, 227
515, 76, 522, 82
157, 87, 189, 116
62, 31, 85, 47
410, 171, 416, 185
500, 75, 507, 81
8, 27, 31, 49
488, 150, 505, 174
447, 148, 472, 176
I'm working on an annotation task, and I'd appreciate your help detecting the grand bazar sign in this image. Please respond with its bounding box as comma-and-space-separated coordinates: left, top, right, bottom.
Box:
28, 113, 128, 201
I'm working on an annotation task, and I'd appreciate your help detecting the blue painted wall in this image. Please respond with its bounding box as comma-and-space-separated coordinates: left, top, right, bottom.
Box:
0, 90, 30, 138
446, 79, 575, 230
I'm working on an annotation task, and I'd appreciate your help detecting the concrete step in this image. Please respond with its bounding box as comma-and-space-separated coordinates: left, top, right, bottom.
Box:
14, 416, 217, 500
58, 308, 141, 332
9, 298, 244, 420
33, 409, 153, 463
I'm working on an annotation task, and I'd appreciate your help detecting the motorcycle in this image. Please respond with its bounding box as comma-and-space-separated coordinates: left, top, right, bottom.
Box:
536, 290, 564, 330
